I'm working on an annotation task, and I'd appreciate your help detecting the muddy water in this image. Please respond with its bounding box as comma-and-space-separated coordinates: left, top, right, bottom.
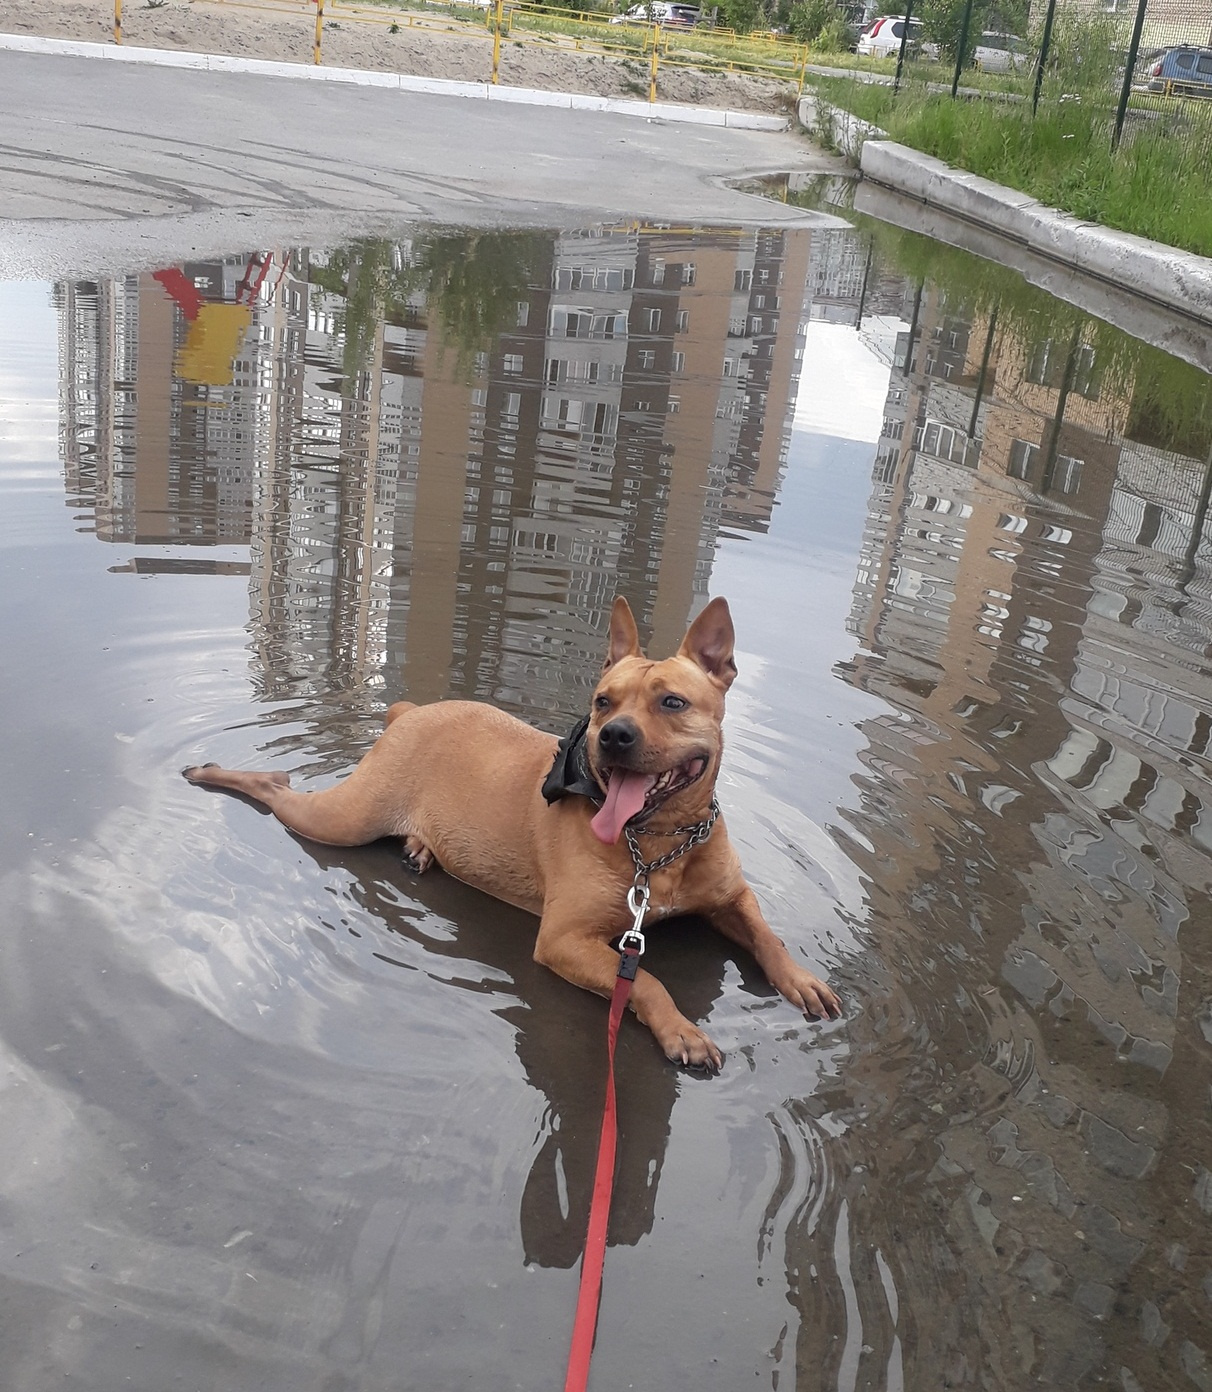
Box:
1, 222, 1210, 1391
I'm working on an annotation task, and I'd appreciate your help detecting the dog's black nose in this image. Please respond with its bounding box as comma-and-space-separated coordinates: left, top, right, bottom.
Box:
598, 718, 639, 754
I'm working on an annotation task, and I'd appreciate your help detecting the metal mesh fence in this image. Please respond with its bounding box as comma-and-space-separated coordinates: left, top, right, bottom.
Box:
803, 0, 1212, 250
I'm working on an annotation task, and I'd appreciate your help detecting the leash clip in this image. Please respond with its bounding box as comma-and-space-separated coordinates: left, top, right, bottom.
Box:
619, 880, 650, 958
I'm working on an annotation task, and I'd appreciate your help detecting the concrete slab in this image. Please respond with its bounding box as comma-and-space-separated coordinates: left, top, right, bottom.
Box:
103, 43, 211, 70
486, 85, 573, 108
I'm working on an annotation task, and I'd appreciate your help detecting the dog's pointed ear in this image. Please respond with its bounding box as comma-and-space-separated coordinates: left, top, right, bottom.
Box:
602, 596, 642, 673
677, 597, 737, 690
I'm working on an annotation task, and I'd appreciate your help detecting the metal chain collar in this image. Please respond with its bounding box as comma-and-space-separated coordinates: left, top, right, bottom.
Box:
624, 798, 720, 881
618, 799, 720, 957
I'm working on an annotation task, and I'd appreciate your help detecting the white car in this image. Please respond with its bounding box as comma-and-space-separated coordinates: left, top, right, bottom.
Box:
973, 32, 1032, 72
855, 15, 923, 58
610, 2, 700, 25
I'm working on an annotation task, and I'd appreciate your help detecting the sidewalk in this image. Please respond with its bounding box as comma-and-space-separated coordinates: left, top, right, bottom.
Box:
0, 31, 790, 130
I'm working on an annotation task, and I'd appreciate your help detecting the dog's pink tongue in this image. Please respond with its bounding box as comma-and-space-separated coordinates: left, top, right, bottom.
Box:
591, 770, 656, 845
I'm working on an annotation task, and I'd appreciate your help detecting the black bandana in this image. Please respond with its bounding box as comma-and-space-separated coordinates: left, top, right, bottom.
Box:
541, 714, 604, 807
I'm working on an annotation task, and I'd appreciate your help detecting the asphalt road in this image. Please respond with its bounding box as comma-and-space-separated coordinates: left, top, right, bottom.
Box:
0, 49, 843, 275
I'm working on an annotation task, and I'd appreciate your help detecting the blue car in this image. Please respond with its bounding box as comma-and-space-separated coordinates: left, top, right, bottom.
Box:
1145, 45, 1212, 96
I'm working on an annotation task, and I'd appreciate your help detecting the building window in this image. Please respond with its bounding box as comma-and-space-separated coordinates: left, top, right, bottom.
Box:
676, 310, 689, 333
503, 354, 523, 374
681, 263, 696, 286
1052, 455, 1083, 495
638, 349, 656, 370
651, 259, 666, 286
1025, 339, 1066, 389
645, 308, 662, 333
1072, 344, 1101, 400
1008, 439, 1038, 480
917, 419, 979, 468
734, 268, 752, 291
516, 301, 529, 327
672, 351, 685, 373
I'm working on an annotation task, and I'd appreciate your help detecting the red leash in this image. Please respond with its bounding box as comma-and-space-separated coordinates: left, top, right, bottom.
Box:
562, 941, 641, 1392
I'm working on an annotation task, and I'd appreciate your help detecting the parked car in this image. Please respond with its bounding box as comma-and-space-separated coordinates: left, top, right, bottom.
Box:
972, 31, 1032, 72
610, 2, 700, 26
856, 15, 923, 58
1145, 45, 1212, 96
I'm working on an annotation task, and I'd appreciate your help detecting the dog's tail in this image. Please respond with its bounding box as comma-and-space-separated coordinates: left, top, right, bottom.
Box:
385, 701, 417, 728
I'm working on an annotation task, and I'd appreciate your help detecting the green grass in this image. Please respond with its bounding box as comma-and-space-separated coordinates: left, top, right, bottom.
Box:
809, 73, 1212, 258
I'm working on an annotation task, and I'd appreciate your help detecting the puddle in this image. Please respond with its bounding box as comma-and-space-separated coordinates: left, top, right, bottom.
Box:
1, 217, 1211, 1390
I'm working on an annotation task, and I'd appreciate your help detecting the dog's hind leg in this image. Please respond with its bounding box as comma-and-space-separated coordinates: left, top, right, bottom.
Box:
182, 762, 396, 847
401, 834, 435, 873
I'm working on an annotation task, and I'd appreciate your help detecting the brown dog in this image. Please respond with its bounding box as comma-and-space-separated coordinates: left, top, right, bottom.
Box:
183, 597, 841, 1067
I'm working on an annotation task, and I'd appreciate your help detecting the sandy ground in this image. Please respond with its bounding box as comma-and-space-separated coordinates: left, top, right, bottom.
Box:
0, 0, 798, 112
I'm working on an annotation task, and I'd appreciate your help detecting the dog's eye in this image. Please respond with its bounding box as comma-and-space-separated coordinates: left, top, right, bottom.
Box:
594, 695, 611, 711
660, 694, 688, 711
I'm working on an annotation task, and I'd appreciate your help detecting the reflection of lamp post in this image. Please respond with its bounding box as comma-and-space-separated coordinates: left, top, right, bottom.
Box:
967, 305, 998, 441
855, 239, 874, 328
901, 280, 923, 378
1040, 329, 1081, 494
1178, 437, 1212, 592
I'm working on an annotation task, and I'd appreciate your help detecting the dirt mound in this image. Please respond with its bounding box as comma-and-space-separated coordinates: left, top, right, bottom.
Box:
0, 0, 796, 113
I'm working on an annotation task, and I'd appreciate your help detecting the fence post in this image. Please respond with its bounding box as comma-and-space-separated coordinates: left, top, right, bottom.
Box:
649, 21, 659, 102
950, 0, 975, 98
492, 0, 504, 84
797, 41, 808, 95
314, 0, 324, 65
1031, 0, 1057, 114
114, 0, 121, 45
1112, 0, 1149, 150
893, 0, 915, 94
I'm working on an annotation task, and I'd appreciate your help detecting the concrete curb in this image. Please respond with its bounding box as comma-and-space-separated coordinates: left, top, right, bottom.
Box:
797, 93, 884, 162
853, 180, 1212, 373
860, 139, 1212, 329
0, 31, 789, 130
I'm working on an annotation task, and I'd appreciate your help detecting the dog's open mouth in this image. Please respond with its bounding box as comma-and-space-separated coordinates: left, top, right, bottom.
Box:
590, 756, 708, 845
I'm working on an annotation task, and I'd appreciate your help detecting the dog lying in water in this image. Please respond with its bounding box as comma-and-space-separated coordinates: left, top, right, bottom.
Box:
184, 596, 841, 1067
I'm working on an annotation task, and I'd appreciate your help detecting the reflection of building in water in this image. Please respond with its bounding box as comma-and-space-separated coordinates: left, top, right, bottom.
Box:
807, 226, 867, 325
828, 281, 1212, 1387
55, 227, 818, 725
56, 259, 297, 551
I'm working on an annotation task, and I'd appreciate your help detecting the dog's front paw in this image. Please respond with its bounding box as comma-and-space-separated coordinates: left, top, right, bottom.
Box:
654, 1015, 723, 1072
772, 964, 843, 1020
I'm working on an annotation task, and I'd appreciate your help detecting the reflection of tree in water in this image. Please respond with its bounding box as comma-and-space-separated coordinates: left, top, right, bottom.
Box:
310, 230, 546, 380
795, 180, 1212, 454
880, 229, 1212, 437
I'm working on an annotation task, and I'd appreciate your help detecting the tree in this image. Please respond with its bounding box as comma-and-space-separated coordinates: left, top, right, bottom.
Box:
919, 0, 987, 64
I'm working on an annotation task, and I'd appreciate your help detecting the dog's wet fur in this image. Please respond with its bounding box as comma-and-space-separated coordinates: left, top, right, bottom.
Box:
184, 597, 841, 1067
